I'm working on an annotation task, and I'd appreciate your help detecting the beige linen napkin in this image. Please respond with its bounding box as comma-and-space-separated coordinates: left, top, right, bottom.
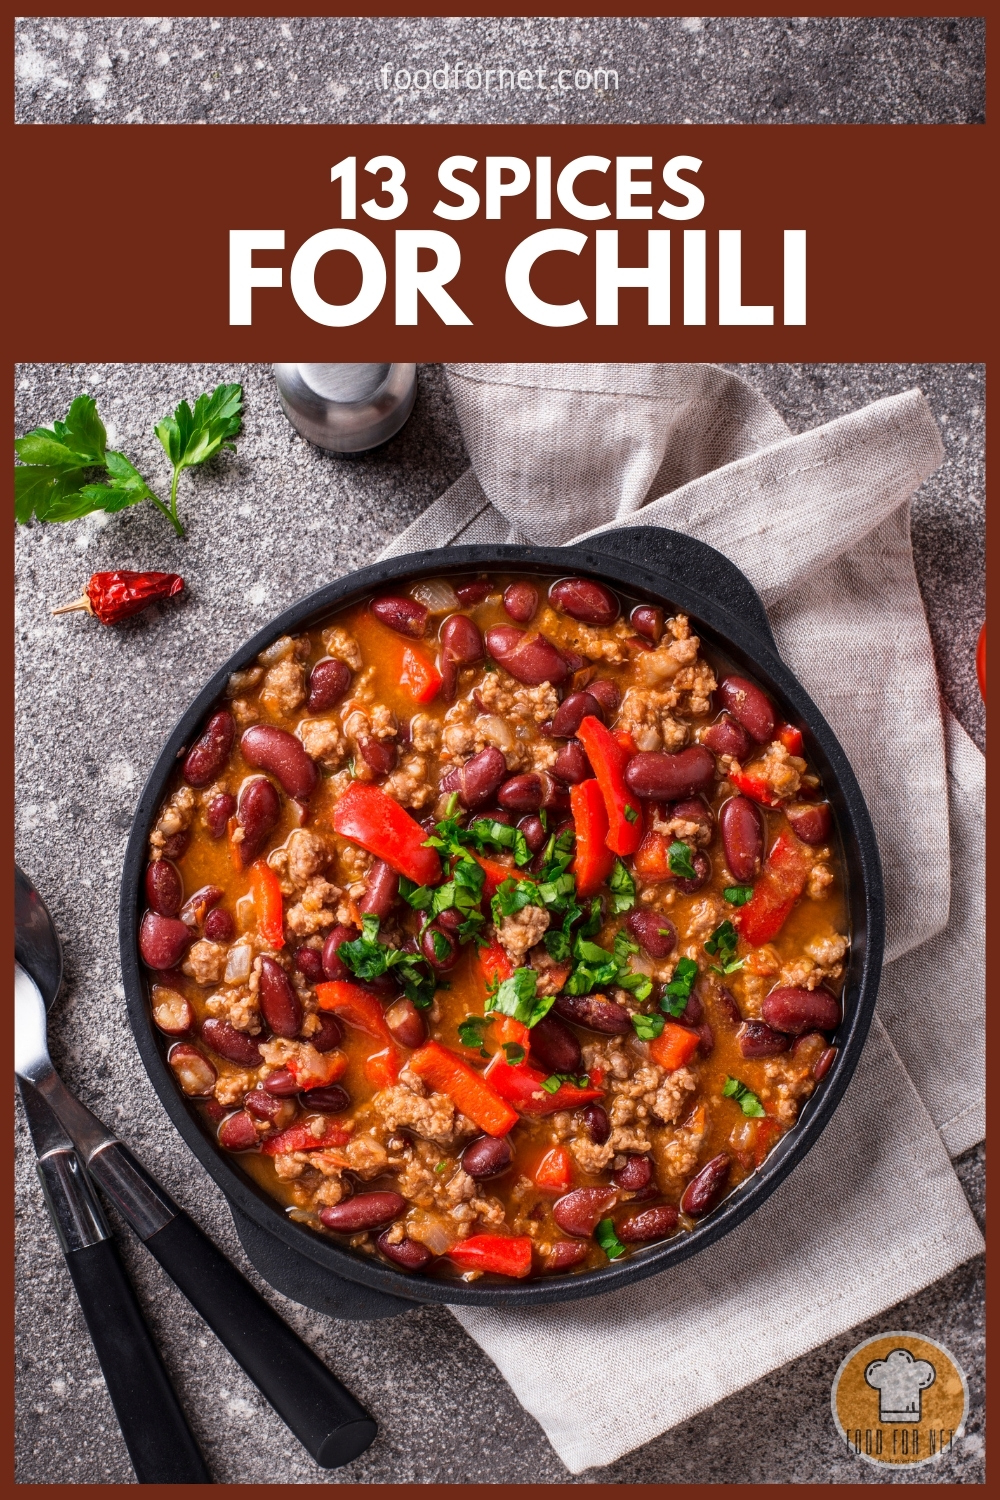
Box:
381, 364, 984, 1472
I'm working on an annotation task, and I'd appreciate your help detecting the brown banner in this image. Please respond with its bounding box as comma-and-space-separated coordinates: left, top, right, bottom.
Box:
11, 124, 988, 361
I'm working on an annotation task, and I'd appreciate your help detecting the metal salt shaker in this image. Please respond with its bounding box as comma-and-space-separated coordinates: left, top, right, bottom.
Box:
272, 363, 417, 453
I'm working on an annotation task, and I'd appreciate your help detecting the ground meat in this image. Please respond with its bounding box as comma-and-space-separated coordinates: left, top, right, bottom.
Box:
632, 625, 701, 688
740, 741, 806, 802
528, 945, 573, 996
204, 986, 261, 1033
653, 1105, 709, 1183
298, 718, 347, 769
744, 945, 781, 978
760, 1049, 820, 1124
670, 658, 718, 717
285, 876, 349, 937
268, 828, 331, 896
569, 1135, 616, 1173
273, 1154, 307, 1180
651, 1066, 698, 1124
530, 739, 560, 771
496, 905, 551, 961
619, 689, 690, 754
182, 940, 228, 985
807, 863, 834, 900
539, 606, 630, 664
806, 932, 849, 967
214, 1069, 258, 1106
381, 754, 436, 809
260, 657, 307, 717
372, 1082, 476, 1148
148, 785, 196, 857
408, 713, 442, 753
321, 626, 363, 672
652, 808, 712, 848
474, 670, 560, 725
313, 1178, 345, 1207
230, 698, 259, 729
681, 897, 726, 945
581, 1039, 634, 1080
258, 1038, 337, 1090
342, 1135, 389, 1179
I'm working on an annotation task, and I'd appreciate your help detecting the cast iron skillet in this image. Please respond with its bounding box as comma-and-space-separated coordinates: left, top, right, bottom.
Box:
120, 528, 884, 1318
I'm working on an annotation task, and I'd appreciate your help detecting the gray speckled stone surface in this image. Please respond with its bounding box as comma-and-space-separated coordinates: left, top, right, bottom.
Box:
14, 361, 984, 1484
15, 15, 985, 126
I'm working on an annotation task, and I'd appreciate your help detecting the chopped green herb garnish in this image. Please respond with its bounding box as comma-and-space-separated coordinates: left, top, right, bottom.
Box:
502, 1042, 526, 1065
484, 966, 554, 1029
595, 1218, 626, 1260
632, 1012, 666, 1040
608, 859, 636, 915
722, 1076, 767, 1118
624, 803, 639, 825
435, 1160, 449, 1174
705, 919, 745, 975
661, 956, 699, 1016
337, 914, 436, 1008
541, 1072, 591, 1094
723, 885, 754, 907
668, 841, 697, 879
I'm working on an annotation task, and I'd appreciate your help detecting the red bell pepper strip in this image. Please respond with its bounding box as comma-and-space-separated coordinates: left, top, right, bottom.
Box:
479, 940, 514, 988
332, 781, 441, 886
399, 645, 443, 705
409, 1041, 518, 1137
569, 779, 616, 898
491, 1015, 530, 1051
736, 829, 811, 945
260, 1119, 352, 1156
633, 829, 672, 883
775, 723, 805, 756
576, 716, 643, 855
729, 765, 783, 809
472, 851, 524, 901
484, 1052, 603, 1116
315, 980, 397, 1048
248, 858, 284, 948
364, 1047, 400, 1089
447, 1234, 533, 1279
534, 1146, 572, 1193
649, 1022, 701, 1073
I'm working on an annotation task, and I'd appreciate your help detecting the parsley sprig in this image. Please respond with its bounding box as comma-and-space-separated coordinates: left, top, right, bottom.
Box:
336, 914, 436, 1008
661, 956, 699, 1016
705, 920, 745, 975
668, 841, 697, 879
722, 1076, 766, 1118
484, 966, 554, 1029
723, 885, 754, 907
595, 1218, 626, 1260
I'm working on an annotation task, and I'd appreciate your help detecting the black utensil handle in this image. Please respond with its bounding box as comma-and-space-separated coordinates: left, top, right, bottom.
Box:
65, 1238, 211, 1484
144, 1212, 377, 1470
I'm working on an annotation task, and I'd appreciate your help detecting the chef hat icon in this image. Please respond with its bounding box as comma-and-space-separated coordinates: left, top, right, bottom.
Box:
864, 1348, 936, 1423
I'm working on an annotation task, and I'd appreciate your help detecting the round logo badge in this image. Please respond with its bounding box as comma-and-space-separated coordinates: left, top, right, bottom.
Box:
831, 1331, 969, 1469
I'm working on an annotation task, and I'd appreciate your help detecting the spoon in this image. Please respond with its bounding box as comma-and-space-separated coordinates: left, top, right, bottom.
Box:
14, 865, 378, 1470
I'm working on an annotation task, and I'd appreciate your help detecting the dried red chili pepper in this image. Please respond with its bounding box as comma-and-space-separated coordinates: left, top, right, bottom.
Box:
52, 571, 184, 625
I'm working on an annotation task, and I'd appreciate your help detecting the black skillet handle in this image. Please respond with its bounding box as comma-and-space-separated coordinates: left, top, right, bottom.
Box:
570, 525, 777, 650
143, 1210, 378, 1469
64, 1236, 212, 1483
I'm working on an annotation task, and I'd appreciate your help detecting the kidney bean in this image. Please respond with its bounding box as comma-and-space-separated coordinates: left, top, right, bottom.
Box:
625, 746, 716, 801
259, 956, 303, 1039
551, 691, 602, 738
422, 923, 458, 971
503, 581, 539, 622
201, 1018, 263, 1067
301, 1085, 351, 1113
680, 1153, 732, 1216
320, 1193, 408, 1233
245, 1090, 295, 1125
762, 987, 841, 1036
553, 1186, 618, 1238
180, 886, 224, 931
206, 792, 236, 840
696, 1022, 715, 1054
434, 908, 463, 937
236, 777, 281, 866
540, 772, 570, 812
586, 679, 621, 718
498, 773, 544, 812
516, 815, 548, 855
713, 983, 743, 1027
462, 1135, 514, 1180
152, 990, 194, 1037
307, 657, 352, 713
145, 860, 183, 918
720, 795, 764, 882
139, 911, 192, 971
262, 1069, 301, 1096
553, 739, 591, 785
183, 710, 235, 788
544, 1241, 589, 1272
626, 910, 677, 959
370, 595, 428, 638
377, 1232, 434, 1270
484, 626, 569, 686
365, 974, 403, 1003
678, 991, 703, 1026
294, 946, 324, 983
580, 1102, 611, 1145
385, 997, 427, 1050
717, 676, 775, 745
786, 802, 833, 846
321, 924, 358, 981
528, 1014, 582, 1075
613, 1155, 653, 1191
549, 577, 620, 626
440, 745, 507, 810
219, 1111, 258, 1152
739, 1021, 790, 1058
671, 796, 714, 838
630, 605, 664, 643
311, 1013, 344, 1052
161, 829, 191, 862
241, 725, 318, 801
168, 1044, 216, 1097
617, 1203, 679, 1242
554, 992, 632, 1035
703, 714, 752, 760
813, 1045, 837, 1081
674, 851, 711, 895
358, 736, 398, 776
454, 578, 493, 606
439, 614, 485, 699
